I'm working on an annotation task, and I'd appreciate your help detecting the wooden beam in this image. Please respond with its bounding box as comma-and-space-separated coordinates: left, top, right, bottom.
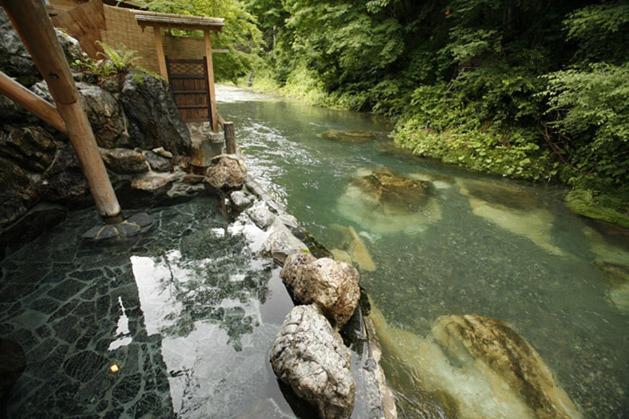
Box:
2, 0, 121, 219
153, 26, 168, 79
223, 121, 236, 154
204, 30, 218, 132
0, 71, 67, 134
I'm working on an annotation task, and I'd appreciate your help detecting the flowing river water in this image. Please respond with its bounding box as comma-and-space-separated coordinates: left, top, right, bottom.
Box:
217, 86, 629, 418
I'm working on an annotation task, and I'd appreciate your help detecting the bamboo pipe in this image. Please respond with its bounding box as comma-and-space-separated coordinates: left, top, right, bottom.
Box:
1, 0, 121, 219
0, 71, 67, 134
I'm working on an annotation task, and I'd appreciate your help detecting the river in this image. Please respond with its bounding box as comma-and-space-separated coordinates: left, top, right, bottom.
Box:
217, 85, 629, 418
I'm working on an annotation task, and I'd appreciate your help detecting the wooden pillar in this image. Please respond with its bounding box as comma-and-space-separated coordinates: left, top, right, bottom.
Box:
1, 0, 121, 219
0, 71, 67, 134
153, 26, 168, 79
204, 30, 219, 132
223, 121, 236, 154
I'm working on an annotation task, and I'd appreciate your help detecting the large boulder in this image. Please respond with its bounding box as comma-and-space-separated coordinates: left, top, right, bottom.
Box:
281, 253, 360, 326
205, 155, 246, 191
120, 71, 191, 154
32, 81, 130, 147
270, 305, 355, 419
430, 315, 581, 419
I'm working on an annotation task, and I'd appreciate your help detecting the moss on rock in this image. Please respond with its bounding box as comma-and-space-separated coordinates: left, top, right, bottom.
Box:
565, 189, 629, 228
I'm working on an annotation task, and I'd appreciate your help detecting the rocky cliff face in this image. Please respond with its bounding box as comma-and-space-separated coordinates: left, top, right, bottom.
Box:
0, 10, 191, 257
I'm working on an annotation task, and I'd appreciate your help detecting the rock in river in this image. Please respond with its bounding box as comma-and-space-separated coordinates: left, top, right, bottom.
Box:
321, 129, 375, 143
353, 168, 433, 213
281, 253, 360, 327
337, 168, 442, 235
369, 304, 581, 419
270, 304, 355, 419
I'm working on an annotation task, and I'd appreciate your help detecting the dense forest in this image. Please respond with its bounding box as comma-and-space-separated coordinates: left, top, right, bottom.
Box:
141, 0, 628, 226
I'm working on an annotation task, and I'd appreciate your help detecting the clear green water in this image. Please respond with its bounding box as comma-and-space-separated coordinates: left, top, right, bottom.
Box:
217, 86, 629, 418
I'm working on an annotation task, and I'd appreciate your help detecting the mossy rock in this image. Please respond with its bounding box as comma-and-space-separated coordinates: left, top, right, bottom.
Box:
352, 168, 433, 212
321, 129, 376, 143
565, 189, 629, 228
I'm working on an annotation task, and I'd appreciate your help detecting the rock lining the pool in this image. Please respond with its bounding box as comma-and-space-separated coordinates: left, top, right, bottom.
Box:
215, 169, 395, 418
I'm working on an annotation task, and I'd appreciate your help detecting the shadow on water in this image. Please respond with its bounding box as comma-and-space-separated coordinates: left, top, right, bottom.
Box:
217, 85, 629, 418
0, 196, 300, 418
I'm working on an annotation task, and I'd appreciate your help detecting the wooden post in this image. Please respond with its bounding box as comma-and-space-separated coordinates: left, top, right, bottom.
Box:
223, 121, 236, 154
204, 30, 218, 132
0, 71, 67, 134
1, 0, 121, 219
153, 26, 168, 79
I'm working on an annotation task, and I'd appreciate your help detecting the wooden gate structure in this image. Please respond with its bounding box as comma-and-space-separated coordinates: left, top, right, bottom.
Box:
166, 57, 211, 123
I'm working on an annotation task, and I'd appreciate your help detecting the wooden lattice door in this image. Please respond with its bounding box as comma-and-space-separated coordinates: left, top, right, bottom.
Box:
166, 58, 212, 123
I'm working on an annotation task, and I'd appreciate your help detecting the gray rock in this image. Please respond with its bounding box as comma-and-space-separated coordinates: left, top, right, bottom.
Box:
229, 190, 253, 211
0, 157, 39, 228
246, 200, 275, 229
32, 81, 130, 148
281, 254, 360, 327
0, 126, 57, 172
264, 219, 309, 264
166, 182, 205, 199
152, 147, 174, 159
40, 143, 90, 206
205, 156, 246, 191
143, 150, 172, 172
100, 148, 147, 174
121, 71, 191, 154
131, 172, 179, 194
270, 304, 355, 419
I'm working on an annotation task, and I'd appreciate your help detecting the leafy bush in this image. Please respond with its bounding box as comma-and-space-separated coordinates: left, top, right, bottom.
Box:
542, 63, 629, 186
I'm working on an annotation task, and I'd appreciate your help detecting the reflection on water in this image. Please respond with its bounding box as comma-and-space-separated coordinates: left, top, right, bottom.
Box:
217, 86, 629, 418
0, 197, 296, 417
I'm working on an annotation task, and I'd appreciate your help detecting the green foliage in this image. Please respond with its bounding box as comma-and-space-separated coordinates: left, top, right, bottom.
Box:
241, 0, 628, 224
543, 63, 629, 186
563, 4, 629, 64
565, 188, 629, 228
72, 42, 152, 79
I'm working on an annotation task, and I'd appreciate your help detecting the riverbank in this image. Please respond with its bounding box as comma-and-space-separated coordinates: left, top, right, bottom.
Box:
236, 73, 628, 229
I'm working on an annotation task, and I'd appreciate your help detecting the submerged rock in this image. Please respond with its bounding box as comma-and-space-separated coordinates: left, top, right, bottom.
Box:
457, 178, 562, 255
353, 168, 433, 213
100, 148, 147, 174
270, 304, 355, 419
596, 261, 629, 312
369, 304, 581, 419
281, 253, 360, 326
205, 155, 246, 191
321, 129, 376, 143
337, 168, 442, 235
330, 225, 376, 272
